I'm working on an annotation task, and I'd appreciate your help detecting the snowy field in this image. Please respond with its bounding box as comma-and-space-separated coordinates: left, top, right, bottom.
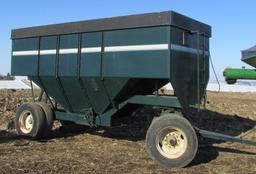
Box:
1, 79, 256, 92
164, 82, 256, 93
0, 79, 31, 89
206, 82, 256, 92
0, 77, 38, 89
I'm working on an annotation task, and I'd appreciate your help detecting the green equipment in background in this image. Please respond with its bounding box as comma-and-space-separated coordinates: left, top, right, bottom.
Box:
224, 45, 256, 84
224, 68, 256, 84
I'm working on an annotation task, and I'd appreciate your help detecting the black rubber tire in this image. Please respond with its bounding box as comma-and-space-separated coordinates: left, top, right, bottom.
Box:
35, 102, 54, 137
15, 103, 45, 139
146, 114, 198, 168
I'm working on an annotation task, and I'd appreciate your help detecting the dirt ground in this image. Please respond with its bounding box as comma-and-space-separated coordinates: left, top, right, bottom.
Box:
0, 89, 255, 174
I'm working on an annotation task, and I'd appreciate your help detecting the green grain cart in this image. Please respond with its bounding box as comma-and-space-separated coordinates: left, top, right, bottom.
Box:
224, 45, 256, 84
11, 11, 255, 168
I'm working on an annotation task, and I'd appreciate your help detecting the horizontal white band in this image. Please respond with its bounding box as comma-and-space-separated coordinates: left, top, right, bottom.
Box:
12, 50, 38, 56
81, 47, 101, 53
104, 44, 169, 52
12, 44, 209, 57
171, 44, 209, 56
59, 48, 78, 54
40, 49, 57, 55
13, 44, 169, 56
14, 44, 210, 57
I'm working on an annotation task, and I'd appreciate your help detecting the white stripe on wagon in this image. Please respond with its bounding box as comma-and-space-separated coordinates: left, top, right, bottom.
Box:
40, 49, 57, 55
81, 47, 101, 53
12, 44, 209, 57
12, 50, 38, 56
104, 44, 169, 52
59, 48, 78, 54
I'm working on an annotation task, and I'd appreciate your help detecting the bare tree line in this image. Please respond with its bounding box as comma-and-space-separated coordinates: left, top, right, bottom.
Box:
0, 73, 15, 80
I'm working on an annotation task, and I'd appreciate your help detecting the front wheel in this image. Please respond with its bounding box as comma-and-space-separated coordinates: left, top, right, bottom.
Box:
146, 114, 198, 168
15, 103, 45, 139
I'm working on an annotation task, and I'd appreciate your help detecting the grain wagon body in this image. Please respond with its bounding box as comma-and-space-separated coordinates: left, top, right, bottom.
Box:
11, 11, 213, 167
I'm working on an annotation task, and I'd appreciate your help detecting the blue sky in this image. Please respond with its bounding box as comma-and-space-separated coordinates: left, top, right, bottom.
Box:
0, 0, 255, 80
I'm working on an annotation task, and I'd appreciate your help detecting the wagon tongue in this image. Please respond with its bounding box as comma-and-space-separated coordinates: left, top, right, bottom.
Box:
197, 129, 256, 146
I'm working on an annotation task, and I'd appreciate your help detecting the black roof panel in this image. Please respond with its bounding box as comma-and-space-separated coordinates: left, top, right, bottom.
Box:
11, 11, 211, 39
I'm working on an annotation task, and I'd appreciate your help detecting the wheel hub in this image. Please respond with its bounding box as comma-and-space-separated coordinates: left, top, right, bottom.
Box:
19, 110, 34, 134
157, 127, 188, 159
169, 137, 177, 146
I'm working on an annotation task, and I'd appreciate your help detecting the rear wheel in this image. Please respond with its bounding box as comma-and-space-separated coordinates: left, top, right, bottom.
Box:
15, 103, 45, 139
146, 114, 198, 168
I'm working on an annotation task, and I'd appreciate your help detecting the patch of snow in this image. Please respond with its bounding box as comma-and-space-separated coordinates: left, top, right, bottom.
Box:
207, 82, 256, 92
0, 79, 31, 89
0, 77, 38, 89
164, 82, 256, 93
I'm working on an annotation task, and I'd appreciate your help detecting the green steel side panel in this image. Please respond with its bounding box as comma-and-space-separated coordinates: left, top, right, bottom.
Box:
11, 38, 39, 76
59, 77, 90, 113
102, 26, 170, 78
59, 34, 79, 76
103, 51, 170, 78
105, 78, 170, 108
58, 34, 91, 113
30, 76, 70, 109
12, 56, 38, 76
39, 36, 57, 76
80, 53, 101, 76
12, 38, 39, 51
80, 32, 102, 77
170, 27, 209, 51
82, 32, 102, 47
59, 54, 78, 76
59, 34, 79, 48
81, 77, 110, 114
169, 26, 209, 108
103, 77, 129, 100
39, 77, 69, 109
37, 36, 72, 110
170, 51, 194, 107
79, 32, 111, 114
170, 51, 209, 107
104, 26, 170, 46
